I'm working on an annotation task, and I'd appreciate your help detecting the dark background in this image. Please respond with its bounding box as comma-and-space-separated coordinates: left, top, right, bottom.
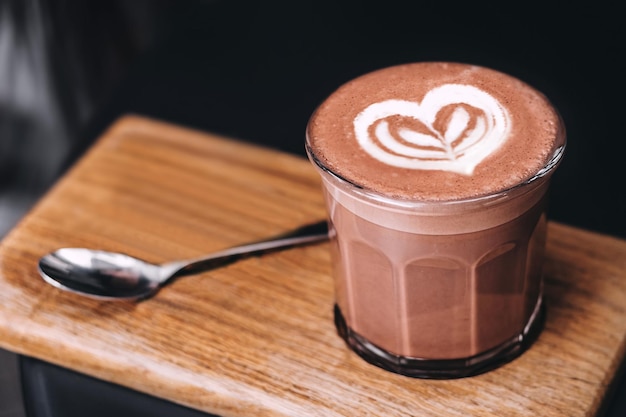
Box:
85, 0, 626, 239
1, 0, 625, 239
1, 0, 625, 416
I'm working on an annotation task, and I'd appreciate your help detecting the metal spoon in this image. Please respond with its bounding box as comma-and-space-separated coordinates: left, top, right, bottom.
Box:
38, 221, 328, 301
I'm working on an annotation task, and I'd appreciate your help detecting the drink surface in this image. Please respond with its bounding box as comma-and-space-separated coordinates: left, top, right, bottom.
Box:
307, 62, 564, 201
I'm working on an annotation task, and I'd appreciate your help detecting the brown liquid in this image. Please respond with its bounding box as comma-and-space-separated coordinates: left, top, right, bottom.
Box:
325, 181, 547, 360
306, 62, 564, 377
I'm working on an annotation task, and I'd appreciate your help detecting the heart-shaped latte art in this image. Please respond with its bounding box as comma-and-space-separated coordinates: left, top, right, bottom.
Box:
353, 84, 511, 175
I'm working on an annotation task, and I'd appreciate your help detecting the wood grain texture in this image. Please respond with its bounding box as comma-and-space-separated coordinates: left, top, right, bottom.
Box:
1, 115, 625, 416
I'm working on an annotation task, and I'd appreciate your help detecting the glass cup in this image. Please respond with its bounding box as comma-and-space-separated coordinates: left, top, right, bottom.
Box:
306, 101, 565, 379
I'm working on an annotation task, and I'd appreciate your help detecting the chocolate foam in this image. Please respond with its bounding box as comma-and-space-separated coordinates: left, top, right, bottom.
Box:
307, 62, 565, 201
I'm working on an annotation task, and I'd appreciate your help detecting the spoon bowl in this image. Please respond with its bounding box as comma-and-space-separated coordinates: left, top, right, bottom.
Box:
39, 221, 329, 300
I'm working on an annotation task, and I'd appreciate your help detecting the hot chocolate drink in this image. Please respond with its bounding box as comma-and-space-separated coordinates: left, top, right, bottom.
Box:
306, 62, 565, 378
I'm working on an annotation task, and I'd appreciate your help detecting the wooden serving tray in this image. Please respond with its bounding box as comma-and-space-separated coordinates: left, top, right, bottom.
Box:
1, 115, 625, 416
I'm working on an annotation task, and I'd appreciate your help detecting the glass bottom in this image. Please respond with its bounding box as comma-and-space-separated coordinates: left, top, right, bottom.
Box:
334, 301, 546, 379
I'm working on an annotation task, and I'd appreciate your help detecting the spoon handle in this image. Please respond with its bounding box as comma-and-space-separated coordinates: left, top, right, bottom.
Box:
159, 221, 329, 279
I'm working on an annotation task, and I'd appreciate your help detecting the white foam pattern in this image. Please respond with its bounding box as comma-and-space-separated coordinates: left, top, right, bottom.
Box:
353, 84, 511, 175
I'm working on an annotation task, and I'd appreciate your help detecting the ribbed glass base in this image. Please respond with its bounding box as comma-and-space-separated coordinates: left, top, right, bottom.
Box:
334, 302, 545, 379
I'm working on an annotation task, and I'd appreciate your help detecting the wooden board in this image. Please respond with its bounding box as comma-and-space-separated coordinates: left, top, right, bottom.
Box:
1, 115, 625, 416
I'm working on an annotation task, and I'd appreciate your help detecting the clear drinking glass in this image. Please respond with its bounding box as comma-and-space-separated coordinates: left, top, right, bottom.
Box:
305, 64, 565, 378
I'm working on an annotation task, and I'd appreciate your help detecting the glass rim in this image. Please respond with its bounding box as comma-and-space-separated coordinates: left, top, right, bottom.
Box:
305, 141, 566, 209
